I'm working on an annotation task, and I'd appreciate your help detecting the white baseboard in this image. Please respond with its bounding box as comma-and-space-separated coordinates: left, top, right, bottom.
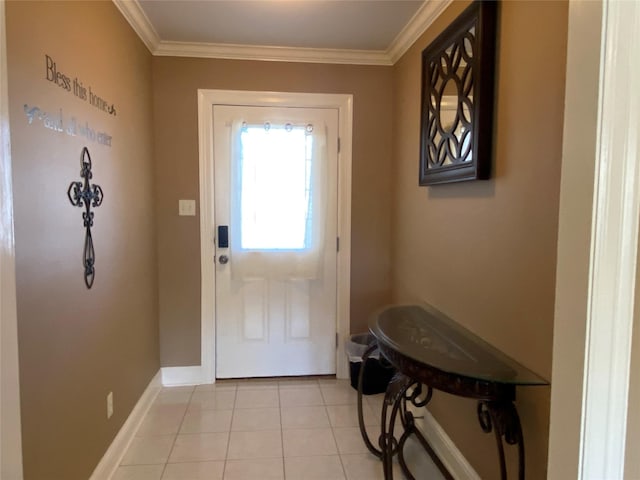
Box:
410, 406, 481, 480
89, 370, 162, 480
160, 364, 346, 385
161, 365, 206, 386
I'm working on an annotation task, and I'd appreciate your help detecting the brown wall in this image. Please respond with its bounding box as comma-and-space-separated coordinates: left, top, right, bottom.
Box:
391, 1, 567, 478
152, 58, 394, 366
6, 1, 159, 478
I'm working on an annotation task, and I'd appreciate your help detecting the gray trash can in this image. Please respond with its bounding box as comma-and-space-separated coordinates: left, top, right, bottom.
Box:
346, 333, 395, 395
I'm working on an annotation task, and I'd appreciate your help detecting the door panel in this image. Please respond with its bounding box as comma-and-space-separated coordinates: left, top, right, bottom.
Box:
214, 105, 339, 378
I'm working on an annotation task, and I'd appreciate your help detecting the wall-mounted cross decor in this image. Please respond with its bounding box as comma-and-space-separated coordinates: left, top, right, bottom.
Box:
67, 147, 104, 289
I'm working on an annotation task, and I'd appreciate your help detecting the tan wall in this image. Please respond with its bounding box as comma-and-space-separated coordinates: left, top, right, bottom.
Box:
391, 1, 567, 478
6, 1, 159, 478
152, 58, 393, 366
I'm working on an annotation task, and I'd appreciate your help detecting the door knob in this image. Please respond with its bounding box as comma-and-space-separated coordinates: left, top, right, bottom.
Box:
218, 254, 229, 264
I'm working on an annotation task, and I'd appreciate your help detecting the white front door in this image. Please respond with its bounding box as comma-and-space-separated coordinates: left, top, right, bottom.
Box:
213, 105, 339, 378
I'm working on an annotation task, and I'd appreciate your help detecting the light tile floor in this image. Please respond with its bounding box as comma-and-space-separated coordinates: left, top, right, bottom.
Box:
113, 378, 446, 480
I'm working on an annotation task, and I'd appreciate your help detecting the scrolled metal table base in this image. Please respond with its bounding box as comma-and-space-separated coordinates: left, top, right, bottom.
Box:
358, 344, 526, 480
477, 400, 525, 480
357, 345, 451, 480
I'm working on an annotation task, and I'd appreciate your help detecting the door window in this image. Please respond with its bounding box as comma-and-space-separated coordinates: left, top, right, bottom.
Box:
229, 121, 327, 280
238, 124, 313, 251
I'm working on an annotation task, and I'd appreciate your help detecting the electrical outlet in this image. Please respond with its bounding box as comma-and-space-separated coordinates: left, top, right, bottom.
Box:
107, 391, 113, 419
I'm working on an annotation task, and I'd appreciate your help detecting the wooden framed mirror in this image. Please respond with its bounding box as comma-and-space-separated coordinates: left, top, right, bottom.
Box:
419, 1, 498, 186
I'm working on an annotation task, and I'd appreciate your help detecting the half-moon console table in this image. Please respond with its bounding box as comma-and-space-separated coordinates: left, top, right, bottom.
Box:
357, 304, 549, 480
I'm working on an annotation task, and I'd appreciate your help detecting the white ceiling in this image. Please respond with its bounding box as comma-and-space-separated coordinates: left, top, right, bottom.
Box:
139, 1, 423, 51
114, 0, 453, 65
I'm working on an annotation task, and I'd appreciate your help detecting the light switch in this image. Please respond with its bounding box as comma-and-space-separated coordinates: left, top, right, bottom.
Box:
178, 199, 196, 216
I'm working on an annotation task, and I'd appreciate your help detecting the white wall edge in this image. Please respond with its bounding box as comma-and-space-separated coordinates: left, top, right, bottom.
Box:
546, 1, 603, 478
579, 0, 640, 477
198, 90, 352, 381
89, 370, 162, 480
0, 0, 24, 477
409, 406, 481, 480
161, 366, 206, 386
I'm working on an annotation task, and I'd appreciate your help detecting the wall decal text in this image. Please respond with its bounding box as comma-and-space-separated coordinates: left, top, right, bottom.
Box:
45, 54, 117, 117
24, 104, 113, 147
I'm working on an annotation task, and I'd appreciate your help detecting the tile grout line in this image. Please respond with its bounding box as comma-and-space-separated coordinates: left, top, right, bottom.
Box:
328, 381, 352, 480
159, 385, 197, 479
321, 379, 353, 479
279, 380, 287, 479
329, 413, 349, 479
221, 384, 238, 480
323, 392, 341, 476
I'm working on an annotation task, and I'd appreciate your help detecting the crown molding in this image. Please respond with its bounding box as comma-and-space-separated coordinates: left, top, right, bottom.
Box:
387, 0, 454, 64
113, 0, 452, 66
112, 0, 159, 52
154, 41, 392, 65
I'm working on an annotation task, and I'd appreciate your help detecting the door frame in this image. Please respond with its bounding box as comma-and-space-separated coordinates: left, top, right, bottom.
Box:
197, 89, 353, 383
0, 0, 24, 477
547, 0, 640, 478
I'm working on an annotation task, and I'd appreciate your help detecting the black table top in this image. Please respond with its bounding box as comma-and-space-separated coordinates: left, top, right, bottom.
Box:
369, 304, 548, 386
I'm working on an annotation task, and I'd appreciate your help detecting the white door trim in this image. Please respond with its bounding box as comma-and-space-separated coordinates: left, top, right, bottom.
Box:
0, 0, 24, 477
579, 0, 640, 477
548, 0, 640, 478
197, 90, 353, 383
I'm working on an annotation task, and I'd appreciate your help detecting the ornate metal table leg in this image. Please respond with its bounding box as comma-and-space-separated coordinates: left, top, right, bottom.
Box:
380, 373, 413, 479
357, 344, 383, 458
396, 383, 437, 479
358, 346, 452, 480
477, 401, 525, 480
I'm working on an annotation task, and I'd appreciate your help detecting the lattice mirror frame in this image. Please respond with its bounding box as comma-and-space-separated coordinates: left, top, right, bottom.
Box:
419, 1, 498, 185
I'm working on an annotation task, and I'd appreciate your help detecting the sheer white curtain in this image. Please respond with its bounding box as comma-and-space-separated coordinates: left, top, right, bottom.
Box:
229, 120, 328, 280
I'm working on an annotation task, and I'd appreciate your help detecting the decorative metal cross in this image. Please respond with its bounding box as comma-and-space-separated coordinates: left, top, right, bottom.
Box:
67, 147, 104, 289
